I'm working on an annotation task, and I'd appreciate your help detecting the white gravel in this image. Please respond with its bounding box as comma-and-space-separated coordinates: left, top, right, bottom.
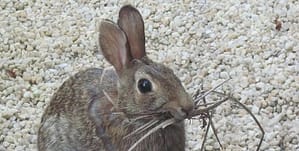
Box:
1, 0, 298, 150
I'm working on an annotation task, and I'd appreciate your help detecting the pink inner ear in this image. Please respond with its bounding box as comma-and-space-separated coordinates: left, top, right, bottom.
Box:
118, 5, 146, 60
99, 20, 132, 73
119, 44, 131, 68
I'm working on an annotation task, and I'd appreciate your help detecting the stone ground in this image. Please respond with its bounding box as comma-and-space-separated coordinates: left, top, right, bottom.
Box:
0, 0, 298, 150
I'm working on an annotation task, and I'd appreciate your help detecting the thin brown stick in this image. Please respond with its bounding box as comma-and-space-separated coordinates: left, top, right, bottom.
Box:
194, 78, 231, 106
230, 97, 264, 151
208, 112, 223, 149
199, 79, 209, 151
200, 114, 210, 151
199, 87, 223, 151
212, 91, 264, 151
190, 97, 229, 117
125, 78, 264, 151
196, 102, 221, 107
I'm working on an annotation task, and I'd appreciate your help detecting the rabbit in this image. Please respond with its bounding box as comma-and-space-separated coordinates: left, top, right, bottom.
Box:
38, 5, 194, 151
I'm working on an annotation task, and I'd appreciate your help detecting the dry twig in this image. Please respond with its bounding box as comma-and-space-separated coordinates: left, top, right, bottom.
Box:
124, 78, 264, 151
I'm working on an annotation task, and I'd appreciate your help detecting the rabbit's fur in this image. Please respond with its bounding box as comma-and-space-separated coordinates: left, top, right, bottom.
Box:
38, 5, 194, 151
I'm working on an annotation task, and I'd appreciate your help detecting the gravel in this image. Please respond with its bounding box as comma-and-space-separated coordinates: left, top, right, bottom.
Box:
1, 0, 298, 150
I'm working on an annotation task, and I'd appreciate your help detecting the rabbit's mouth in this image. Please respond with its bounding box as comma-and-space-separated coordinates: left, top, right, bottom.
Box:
161, 101, 193, 121
167, 108, 188, 121
152, 109, 187, 122
150, 109, 188, 122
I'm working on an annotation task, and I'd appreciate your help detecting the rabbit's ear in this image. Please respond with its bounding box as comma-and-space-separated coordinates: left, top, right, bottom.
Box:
99, 19, 132, 73
118, 5, 146, 59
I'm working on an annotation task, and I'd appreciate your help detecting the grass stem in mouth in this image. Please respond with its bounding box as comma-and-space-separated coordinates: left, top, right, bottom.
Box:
128, 118, 176, 151
126, 78, 264, 151
124, 119, 160, 139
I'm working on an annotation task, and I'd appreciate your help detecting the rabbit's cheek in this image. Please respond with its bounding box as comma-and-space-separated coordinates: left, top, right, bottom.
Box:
151, 97, 167, 110
138, 95, 166, 111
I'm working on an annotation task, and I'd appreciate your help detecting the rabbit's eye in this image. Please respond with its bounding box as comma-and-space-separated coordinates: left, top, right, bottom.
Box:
138, 79, 152, 93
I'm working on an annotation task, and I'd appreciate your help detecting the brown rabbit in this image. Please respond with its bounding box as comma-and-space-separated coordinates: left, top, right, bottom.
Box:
38, 5, 194, 151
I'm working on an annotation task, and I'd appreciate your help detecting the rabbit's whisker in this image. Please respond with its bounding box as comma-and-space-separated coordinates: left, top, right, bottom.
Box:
124, 115, 156, 127
128, 115, 155, 122
195, 102, 219, 107
98, 112, 124, 116
128, 118, 176, 151
126, 111, 164, 118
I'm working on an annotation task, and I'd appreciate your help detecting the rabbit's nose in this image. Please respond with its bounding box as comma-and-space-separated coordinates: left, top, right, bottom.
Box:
169, 107, 187, 120
163, 99, 194, 120
181, 100, 194, 116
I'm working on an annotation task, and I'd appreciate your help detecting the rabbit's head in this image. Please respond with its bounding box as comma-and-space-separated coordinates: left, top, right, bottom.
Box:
99, 5, 193, 120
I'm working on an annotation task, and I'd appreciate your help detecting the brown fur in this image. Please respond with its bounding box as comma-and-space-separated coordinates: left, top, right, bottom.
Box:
38, 5, 193, 151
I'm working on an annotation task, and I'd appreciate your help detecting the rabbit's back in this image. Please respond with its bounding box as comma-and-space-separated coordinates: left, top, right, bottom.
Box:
38, 67, 117, 151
